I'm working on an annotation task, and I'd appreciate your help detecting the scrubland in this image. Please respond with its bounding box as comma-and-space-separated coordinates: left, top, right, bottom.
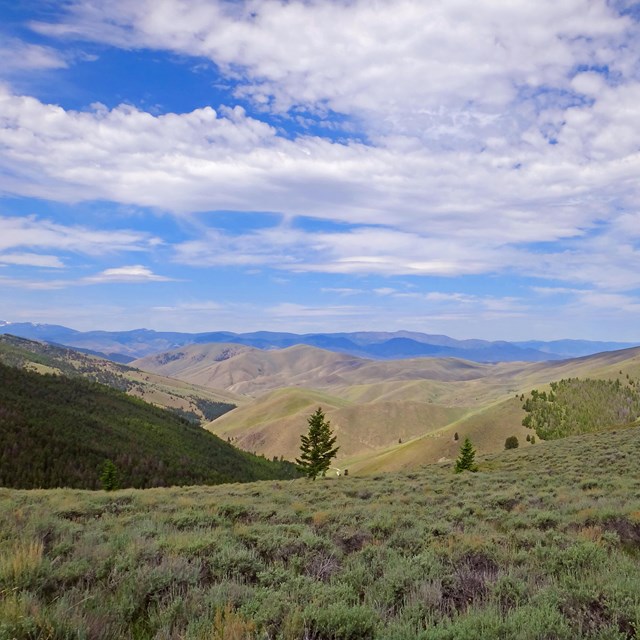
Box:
1, 426, 639, 639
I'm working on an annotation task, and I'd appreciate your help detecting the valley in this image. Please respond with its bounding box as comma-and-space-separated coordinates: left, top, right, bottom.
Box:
131, 341, 640, 472
5, 329, 640, 476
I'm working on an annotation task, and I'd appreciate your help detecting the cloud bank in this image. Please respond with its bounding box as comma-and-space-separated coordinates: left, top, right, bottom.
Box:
0, 0, 639, 336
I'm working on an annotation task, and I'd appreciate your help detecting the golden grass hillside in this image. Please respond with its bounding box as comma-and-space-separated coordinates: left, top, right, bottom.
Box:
209, 387, 467, 462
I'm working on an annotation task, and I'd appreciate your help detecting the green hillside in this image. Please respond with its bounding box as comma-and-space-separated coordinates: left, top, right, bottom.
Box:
522, 377, 640, 439
0, 426, 639, 638
0, 334, 240, 423
0, 362, 299, 489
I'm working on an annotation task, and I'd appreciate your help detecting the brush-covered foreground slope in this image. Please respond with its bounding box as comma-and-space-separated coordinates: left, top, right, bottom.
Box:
0, 334, 242, 423
1, 427, 639, 639
0, 362, 299, 489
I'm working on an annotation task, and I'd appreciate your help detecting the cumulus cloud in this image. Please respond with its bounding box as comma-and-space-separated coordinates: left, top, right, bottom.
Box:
31, 1, 635, 128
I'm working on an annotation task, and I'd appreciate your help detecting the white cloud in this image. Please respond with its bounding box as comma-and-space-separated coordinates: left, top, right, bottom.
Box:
0, 0, 635, 298
321, 288, 367, 296
32, 1, 634, 130
0, 252, 64, 268
0, 265, 173, 289
172, 224, 523, 276
0, 214, 159, 255
84, 265, 175, 283
0, 38, 68, 73
152, 301, 222, 312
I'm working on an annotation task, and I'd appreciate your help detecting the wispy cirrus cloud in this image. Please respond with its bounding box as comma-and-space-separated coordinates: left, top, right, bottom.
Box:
0, 252, 64, 268
0, 38, 68, 73
0, 265, 174, 289
0, 214, 159, 255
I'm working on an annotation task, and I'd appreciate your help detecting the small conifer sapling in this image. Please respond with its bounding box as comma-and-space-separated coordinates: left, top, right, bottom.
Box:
100, 459, 120, 491
296, 407, 339, 480
454, 437, 478, 473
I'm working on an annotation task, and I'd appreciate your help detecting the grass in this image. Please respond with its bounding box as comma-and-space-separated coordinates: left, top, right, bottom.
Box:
1, 426, 639, 638
344, 396, 531, 474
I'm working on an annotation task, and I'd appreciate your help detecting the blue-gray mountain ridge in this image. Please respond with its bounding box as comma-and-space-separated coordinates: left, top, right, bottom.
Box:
0, 321, 636, 363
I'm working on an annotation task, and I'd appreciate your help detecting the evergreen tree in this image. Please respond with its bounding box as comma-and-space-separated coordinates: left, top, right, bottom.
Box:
296, 407, 339, 480
100, 459, 120, 491
454, 437, 478, 473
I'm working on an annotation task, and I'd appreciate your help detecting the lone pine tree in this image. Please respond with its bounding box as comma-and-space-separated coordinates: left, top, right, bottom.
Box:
454, 436, 478, 473
100, 459, 120, 491
296, 407, 339, 480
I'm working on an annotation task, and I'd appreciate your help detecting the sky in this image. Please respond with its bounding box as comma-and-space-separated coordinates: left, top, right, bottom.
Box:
1, 0, 640, 340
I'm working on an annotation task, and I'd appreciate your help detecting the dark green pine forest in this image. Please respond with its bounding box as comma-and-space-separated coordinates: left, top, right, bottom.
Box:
0, 362, 300, 489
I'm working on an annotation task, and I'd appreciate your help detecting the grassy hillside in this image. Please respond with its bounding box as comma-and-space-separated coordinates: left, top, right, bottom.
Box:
0, 334, 242, 423
345, 396, 531, 474
1, 426, 639, 638
133, 343, 368, 396
0, 362, 299, 489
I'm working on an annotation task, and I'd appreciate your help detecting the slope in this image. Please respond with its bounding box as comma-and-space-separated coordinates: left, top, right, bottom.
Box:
344, 347, 640, 473
0, 362, 299, 489
208, 386, 467, 461
1, 425, 639, 638
0, 334, 243, 423
133, 343, 369, 396
216, 347, 640, 469
346, 396, 530, 474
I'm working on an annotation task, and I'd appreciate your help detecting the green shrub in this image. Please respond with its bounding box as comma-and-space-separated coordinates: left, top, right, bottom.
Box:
505, 436, 519, 450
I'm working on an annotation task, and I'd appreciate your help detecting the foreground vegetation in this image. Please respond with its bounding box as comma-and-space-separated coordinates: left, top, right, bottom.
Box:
1, 426, 639, 639
0, 362, 299, 489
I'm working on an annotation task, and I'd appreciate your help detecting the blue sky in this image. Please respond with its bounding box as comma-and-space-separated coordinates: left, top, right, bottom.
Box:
1, 0, 640, 340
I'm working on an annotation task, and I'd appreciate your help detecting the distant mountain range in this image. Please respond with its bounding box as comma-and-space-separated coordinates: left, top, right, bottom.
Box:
0, 320, 637, 363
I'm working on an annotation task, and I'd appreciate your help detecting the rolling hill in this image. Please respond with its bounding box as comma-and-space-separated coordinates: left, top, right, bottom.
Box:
0, 334, 243, 423
176, 344, 640, 472
7, 330, 640, 477
0, 361, 299, 489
